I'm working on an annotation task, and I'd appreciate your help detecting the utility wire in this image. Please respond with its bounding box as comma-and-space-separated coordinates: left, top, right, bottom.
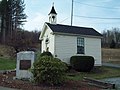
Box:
75, 21, 120, 24
60, 17, 69, 23
74, 15, 120, 20
74, 1, 120, 10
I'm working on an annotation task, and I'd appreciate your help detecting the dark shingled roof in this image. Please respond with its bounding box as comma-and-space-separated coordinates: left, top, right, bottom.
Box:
48, 6, 57, 15
46, 23, 102, 37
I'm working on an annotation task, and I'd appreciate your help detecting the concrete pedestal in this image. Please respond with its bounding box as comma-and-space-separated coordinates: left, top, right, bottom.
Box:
16, 51, 35, 79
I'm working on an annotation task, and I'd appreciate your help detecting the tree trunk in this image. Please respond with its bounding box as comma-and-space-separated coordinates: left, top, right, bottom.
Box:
1, 14, 6, 44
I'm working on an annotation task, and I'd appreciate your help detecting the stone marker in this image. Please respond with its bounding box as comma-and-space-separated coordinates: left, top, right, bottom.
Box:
16, 51, 35, 79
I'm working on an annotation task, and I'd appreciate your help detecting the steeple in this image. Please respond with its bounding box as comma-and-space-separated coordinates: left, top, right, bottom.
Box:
48, 3, 57, 24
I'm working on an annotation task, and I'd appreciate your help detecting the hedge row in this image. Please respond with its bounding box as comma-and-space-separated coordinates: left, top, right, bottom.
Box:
70, 56, 94, 72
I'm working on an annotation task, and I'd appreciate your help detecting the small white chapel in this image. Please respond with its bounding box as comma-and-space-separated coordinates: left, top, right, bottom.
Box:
39, 5, 102, 66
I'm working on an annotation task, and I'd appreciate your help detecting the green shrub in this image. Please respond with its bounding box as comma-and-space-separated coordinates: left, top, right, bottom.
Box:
70, 56, 94, 72
40, 51, 53, 57
35, 51, 53, 64
31, 56, 67, 85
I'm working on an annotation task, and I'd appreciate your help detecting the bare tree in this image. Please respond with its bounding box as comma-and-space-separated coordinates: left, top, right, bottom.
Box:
102, 28, 120, 48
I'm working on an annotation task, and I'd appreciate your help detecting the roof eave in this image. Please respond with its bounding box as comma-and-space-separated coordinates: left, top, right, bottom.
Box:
53, 32, 103, 38
39, 23, 48, 40
39, 22, 54, 40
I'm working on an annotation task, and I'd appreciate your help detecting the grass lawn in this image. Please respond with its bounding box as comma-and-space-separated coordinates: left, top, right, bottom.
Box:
0, 57, 16, 70
0, 56, 120, 81
102, 48, 120, 63
67, 66, 120, 81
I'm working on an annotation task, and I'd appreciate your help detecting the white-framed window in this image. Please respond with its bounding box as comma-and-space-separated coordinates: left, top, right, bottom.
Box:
77, 37, 84, 54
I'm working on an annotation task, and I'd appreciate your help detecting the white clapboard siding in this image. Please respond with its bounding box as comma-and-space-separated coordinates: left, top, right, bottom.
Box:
85, 37, 102, 66
55, 35, 77, 64
54, 35, 101, 66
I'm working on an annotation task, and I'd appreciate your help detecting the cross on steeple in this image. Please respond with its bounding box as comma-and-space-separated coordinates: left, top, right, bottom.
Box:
52, 2, 54, 7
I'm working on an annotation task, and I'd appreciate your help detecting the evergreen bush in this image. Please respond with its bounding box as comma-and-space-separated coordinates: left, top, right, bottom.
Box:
31, 56, 67, 85
40, 51, 53, 57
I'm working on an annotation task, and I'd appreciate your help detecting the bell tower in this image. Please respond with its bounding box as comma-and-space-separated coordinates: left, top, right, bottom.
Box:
48, 3, 57, 24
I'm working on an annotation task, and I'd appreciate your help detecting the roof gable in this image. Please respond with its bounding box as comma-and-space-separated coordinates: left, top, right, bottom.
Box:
46, 23, 102, 37
39, 23, 53, 40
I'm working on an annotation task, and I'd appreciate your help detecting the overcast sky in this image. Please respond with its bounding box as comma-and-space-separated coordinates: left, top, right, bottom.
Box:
24, 0, 120, 32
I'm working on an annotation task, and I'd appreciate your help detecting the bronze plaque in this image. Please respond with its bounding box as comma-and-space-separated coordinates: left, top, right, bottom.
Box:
20, 60, 31, 70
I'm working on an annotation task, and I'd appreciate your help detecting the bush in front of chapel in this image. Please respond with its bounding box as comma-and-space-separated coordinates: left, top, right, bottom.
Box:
31, 52, 67, 85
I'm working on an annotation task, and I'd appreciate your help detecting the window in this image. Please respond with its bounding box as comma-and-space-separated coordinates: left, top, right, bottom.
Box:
77, 37, 84, 54
45, 38, 49, 44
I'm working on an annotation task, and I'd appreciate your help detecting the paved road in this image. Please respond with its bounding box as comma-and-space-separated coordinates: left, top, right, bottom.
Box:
102, 77, 120, 89
102, 63, 120, 68
102, 63, 120, 89
0, 86, 19, 90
